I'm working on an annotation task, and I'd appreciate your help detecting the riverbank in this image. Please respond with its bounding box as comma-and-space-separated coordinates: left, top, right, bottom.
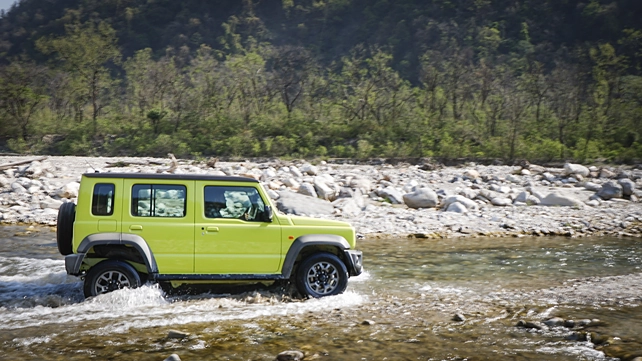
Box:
0, 155, 641, 239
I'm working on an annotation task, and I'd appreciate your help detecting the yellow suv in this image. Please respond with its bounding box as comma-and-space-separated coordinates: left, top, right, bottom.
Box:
57, 173, 362, 298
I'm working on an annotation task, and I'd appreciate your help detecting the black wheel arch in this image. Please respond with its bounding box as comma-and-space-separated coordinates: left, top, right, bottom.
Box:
66, 233, 158, 276
281, 234, 351, 278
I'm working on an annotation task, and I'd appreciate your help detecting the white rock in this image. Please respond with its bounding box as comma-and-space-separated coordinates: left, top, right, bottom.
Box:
585, 199, 600, 207
514, 191, 529, 203
289, 167, 303, 178
298, 183, 318, 198
442, 195, 478, 210
57, 182, 80, 199
300, 163, 318, 175
41, 208, 59, 216
261, 168, 277, 181
403, 188, 439, 209
583, 182, 602, 192
520, 169, 531, 176
491, 197, 513, 206
379, 186, 404, 204
266, 189, 279, 200
540, 192, 584, 207
506, 174, 521, 183
564, 163, 590, 177
446, 202, 468, 213
350, 177, 372, 193
403, 180, 419, 193
10, 182, 27, 194
283, 178, 300, 189
314, 178, 337, 201
463, 169, 480, 180
332, 198, 362, 216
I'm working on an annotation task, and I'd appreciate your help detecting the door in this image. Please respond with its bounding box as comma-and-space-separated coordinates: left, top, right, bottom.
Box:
194, 182, 282, 274
121, 179, 195, 274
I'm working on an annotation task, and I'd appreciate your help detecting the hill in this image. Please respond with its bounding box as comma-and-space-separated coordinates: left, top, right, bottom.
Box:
0, 0, 641, 162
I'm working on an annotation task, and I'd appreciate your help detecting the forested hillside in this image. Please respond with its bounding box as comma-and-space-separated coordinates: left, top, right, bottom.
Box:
0, 0, 641, 162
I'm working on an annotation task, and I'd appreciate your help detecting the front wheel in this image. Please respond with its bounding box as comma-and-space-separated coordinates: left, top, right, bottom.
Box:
295, 253, 348, 298
83, 260, 142, 298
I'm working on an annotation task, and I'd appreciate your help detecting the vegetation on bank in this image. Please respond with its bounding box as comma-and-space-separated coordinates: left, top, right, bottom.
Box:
0, 0, 641, 162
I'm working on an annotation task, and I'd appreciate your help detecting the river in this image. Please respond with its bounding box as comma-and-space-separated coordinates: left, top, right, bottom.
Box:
1, 226, 641, 360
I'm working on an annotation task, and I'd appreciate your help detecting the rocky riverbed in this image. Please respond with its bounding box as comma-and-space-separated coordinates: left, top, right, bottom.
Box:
0, 155, 641, 239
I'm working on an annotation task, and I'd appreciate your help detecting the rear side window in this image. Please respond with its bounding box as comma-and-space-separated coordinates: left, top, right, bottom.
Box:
92, 183, 115, 216
131, 184, 186, 217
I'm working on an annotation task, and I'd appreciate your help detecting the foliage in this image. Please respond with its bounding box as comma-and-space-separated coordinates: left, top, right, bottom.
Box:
0, 1, 640, 162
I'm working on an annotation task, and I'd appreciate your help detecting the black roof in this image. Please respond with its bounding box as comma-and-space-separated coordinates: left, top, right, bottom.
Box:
82, 172, 259, 183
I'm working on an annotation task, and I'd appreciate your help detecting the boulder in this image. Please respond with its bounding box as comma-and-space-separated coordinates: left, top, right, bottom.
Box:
618, 178, 635, 196
463, 169, 480, 180
276, 190, 334, 215
540, 192, 584, 207
514, 191, 529, 203
379, 186, 404, 204
599, 168, 616, 179
597, 181, 623, 200
300, 163, 318, 175
10, 182, 27, 194
57, 182, 80, 199
282, 178, 300, 190
314, 178, 338, 201
442, 195, 478, 210
289, 166, 303, 178
505, 174, 521, 183
40, 198, 63, 210
349, 177, 372, 192
564, 163, 590, 177
583, 182, 602, 192
445, 202, 468, 213
0, 175, 9, 188
403, 188, 438, 209
528, 164, 547, 174
297, 183, 318, 198
491, 197, 513, 206
332, 198, 362, 216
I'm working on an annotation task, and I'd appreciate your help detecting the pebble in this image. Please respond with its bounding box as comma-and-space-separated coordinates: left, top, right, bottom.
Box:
276, 350, 305, 361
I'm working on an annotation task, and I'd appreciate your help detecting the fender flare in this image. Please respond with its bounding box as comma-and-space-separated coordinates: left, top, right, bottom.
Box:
280, 234, 350, 278
65, 233, 158, 276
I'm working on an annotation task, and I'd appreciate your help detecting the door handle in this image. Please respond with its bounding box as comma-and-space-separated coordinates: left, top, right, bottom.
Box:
129, 225, 143, 231
206, 226, 219, 232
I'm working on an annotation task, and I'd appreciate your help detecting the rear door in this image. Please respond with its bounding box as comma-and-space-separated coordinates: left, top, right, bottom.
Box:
121, 179, 195, 274
194, 182, 282, 274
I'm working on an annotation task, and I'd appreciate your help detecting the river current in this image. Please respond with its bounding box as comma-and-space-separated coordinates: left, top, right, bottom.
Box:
1, 225, 641, 360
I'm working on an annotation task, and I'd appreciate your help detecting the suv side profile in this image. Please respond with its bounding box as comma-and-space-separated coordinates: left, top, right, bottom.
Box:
57, 173, 363, 298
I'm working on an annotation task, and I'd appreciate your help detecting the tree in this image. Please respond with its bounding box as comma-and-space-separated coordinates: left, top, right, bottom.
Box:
0, 61, 47, 141
36, 21, 121, 135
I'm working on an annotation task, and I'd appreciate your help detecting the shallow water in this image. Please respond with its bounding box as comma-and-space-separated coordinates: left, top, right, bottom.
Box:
1, 226, 641, 360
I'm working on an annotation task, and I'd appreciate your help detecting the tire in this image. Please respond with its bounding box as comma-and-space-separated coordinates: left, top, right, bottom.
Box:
56, 202, 76, 255
83, 260, 142, 298
295, 253, 348, 298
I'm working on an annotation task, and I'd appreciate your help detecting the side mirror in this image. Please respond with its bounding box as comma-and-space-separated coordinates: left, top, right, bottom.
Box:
264, 206, 273, 222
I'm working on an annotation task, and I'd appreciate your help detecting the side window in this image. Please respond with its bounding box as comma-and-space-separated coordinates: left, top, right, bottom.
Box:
92, 183, 115, 216
132, 184, 186, 217
204, 186, 267, 221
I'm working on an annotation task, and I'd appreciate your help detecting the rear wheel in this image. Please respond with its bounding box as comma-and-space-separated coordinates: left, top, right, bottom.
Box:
83, 260, 142, 298
295, 253, 348, 298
